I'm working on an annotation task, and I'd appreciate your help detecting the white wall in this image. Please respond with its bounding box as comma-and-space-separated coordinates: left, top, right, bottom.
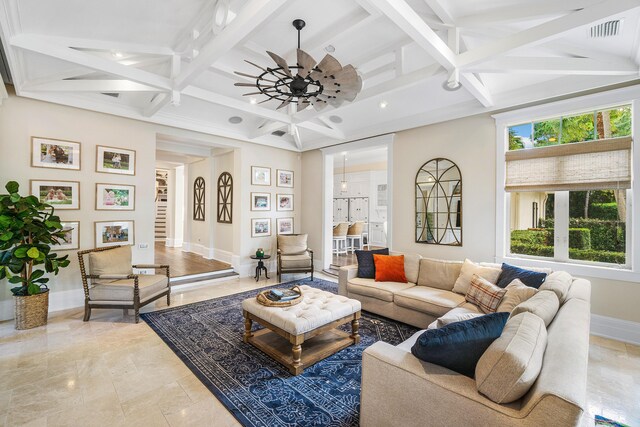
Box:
301, 113, 640, 325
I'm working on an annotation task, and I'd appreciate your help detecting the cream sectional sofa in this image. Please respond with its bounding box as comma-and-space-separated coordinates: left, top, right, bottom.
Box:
338, 254, 591, 427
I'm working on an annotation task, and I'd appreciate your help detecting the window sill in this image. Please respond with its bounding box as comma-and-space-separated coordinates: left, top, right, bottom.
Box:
498, 254, 639, 283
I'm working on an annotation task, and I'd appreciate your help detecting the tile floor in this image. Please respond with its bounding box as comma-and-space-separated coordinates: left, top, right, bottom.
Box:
0, 273, 638, 427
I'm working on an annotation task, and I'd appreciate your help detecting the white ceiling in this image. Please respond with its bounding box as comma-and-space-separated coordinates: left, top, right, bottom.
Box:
1, 0, 640, 152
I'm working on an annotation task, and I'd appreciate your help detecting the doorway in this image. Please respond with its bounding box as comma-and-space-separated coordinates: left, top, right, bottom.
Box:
321, 135, 394, 275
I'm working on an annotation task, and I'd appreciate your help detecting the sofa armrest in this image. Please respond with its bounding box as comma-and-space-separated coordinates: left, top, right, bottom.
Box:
338, 264, 358, 296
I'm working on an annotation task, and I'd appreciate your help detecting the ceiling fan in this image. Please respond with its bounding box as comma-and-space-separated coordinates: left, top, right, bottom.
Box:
234, 19, 362, 112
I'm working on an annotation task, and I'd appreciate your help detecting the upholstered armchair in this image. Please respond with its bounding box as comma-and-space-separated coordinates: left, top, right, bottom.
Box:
77, 245, 170, 323
277, 234, 314, 282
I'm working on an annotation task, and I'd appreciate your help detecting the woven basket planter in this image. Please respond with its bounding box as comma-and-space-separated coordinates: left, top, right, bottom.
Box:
14, 290, 49, 330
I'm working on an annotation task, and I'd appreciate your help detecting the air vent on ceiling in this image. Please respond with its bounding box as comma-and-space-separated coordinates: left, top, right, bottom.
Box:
271, 130, 286, 137
101, 92, 120, 98
590, 20, 621, 38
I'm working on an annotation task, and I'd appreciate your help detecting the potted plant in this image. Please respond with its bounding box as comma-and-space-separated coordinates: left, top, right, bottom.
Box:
0, 181, 71, 329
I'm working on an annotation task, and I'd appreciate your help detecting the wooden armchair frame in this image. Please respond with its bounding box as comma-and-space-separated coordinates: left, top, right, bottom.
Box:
276, 234, 314, 282
77, 245, 171, 323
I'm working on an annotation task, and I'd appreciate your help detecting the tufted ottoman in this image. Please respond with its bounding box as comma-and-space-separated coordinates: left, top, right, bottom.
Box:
242, 285, 361, 375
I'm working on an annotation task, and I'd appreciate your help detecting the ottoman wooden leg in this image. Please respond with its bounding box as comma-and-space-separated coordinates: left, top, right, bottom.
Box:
351, 318, 361, 344
243, 312, 253, 343
291, 344, 303, 375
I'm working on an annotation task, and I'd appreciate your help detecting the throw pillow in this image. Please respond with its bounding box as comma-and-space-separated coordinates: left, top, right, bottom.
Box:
510, 290, 559, 327
465, 274, 508, 314
373, 254, 408, 283
539, 271, 572, 304
452, 259, 502, 295
476, 312, 548, 403
496, 263, 548, 289
417, 258, 463, 291
355, 248, 389, 279
496, 279, 539, 313
411, 312, 510, 378
88, 245, 133, 284
427, 307, 484, 329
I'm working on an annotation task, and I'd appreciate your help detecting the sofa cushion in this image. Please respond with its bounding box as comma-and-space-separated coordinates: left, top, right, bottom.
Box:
411, 312, 510, 378
465, 274, 508, 314
417, 258, 463, 291
89, 274, 168, 301
496, 279, 538, 313
88, 246, 133, 285
280, 253, 311, 269
347, 277, 414, 302
511, 290, 559, 327
277, 234, 308, 255
539, 271, 572, 304
452, 259, 501, 296
476, 312, 547, 403
496, 263, 548, 289
428, 306, 485, 329
355, 248, 389, 279
394, 287, 466, 317
374, 254, 407, 283
391, 252, 421, 284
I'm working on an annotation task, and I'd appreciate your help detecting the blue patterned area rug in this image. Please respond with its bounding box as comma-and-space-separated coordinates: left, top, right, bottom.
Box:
141, 278, 418, 427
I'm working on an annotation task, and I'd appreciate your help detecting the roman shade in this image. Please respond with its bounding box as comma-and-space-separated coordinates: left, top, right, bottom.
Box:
505, 136, 631, 191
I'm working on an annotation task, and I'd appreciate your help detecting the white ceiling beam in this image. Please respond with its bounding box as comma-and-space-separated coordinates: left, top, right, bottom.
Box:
367, 0, 456, 68
297, 121, 345, 140
22, 80, 163, 92
44, 36, 174, 56
457, 0, 640, 68
175, 0, 287, 90
249, 120, 287, 139
10, 34, 172, 90
465, 57, 640, 76
425, 0, 455, 25
144, 93, 169, 117
362, 62, 396, 80
23, 67, 96, 87
366, 0, 493, 106
455, 0, 604, 27
182, 86, 292, 123
292, 126, 303, 151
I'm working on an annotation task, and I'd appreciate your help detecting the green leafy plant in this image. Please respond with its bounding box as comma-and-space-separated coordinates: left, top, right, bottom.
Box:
0, 181, 70, 296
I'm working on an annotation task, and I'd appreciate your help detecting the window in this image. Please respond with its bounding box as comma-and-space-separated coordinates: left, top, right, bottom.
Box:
503, 103, 633, 270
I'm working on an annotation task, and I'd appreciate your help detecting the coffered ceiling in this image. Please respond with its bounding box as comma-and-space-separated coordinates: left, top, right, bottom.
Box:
1, 0, 639, 151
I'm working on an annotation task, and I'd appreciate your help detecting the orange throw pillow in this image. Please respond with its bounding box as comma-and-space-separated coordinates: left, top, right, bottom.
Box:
373, 254, 408, 283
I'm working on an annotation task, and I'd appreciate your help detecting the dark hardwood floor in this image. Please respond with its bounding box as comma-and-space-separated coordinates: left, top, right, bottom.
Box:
154, 242, 232, 278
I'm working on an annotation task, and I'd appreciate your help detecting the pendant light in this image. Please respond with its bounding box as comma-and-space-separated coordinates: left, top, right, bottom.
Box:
341, 154, 348, 193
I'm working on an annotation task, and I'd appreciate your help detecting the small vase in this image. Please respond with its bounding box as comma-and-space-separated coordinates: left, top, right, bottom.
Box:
256, 248, 264, 258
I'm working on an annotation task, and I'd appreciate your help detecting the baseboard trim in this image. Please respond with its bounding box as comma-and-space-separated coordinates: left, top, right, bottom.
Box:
591, 314, 640, 345
0, 288, 85, 321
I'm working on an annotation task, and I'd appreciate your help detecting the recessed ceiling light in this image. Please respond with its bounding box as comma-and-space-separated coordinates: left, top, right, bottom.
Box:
379, 100, 388, 109
325, 45, 335, 53
228, 116, 243, 124
249, 97, 257, 105
111, 51, 124, 58
329, 115, 343, 124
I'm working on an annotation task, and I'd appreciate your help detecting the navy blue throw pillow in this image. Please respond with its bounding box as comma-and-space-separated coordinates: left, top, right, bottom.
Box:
411, 312, 509, 378
496, 263, 547, 289
355, 248, 389, 278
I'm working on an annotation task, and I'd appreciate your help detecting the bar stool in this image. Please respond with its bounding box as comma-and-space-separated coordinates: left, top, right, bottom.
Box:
333, 223, 349, 256
346, 221, 365, 253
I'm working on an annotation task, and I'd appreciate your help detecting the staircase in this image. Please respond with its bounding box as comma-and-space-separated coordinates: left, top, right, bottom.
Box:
155, 201, 167, 241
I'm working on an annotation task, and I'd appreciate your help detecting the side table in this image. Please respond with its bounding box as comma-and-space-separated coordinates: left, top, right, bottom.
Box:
250, 254, 271, 282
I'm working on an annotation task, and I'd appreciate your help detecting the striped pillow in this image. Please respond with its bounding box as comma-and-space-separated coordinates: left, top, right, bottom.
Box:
466, 274, 508, 314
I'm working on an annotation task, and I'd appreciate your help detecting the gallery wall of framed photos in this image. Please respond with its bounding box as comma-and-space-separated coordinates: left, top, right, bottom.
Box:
249, 166, 297, 240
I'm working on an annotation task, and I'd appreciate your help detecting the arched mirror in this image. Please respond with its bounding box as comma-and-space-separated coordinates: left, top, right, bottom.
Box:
415, 158, 462, 245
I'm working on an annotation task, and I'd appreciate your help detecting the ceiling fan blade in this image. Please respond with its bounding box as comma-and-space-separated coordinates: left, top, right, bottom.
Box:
234, 71, 260, 79
310, 98, 328, 112
257, 98, 272, 104
276, 96, 293, 110
328, 98, 344, 108
321, 64, 359, 86
309, 54, 342, 80
234, 82, 262, 87
244, 60, 270, 73
297, 49, 317, 77
242, 90, 276, 96
267, 51, 292, 77
297, 101, 310, 112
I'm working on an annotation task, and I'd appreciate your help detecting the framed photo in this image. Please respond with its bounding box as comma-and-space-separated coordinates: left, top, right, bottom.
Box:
251, 192, 271, 211
96, 183, 135, 210
95, 220, 134, 248
31, 137, 81, 170
30, 180, 80, 210
96, 145, 136, 175
251, 218, 271, 238
277, 217, 294, 235
55, 221, 80, 251
276, 169, 294, 188
276, 194, 294, 211
251, 166, 271, 186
